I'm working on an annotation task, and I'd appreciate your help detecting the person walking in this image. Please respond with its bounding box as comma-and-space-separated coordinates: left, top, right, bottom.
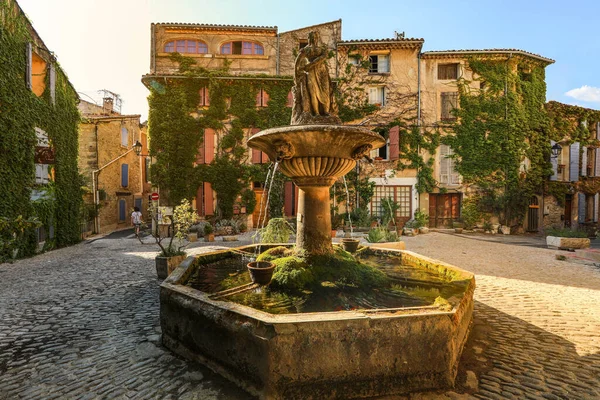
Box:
131, 206, 143, 237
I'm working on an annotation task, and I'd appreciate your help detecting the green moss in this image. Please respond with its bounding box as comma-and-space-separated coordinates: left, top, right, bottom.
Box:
256, 245, 291, 262
271, 256, 314, 291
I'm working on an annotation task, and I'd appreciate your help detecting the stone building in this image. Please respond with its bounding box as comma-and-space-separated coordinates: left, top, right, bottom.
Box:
144, 19, 562, 231
78, 97, 149, 234
1, 0, 81, 257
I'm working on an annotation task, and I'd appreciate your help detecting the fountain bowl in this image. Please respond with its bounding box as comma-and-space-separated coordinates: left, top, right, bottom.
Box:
160, 244, 475, 399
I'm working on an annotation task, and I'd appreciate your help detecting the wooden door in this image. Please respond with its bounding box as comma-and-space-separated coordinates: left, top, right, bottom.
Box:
527, 196, 539, 232
564, 194, 572, 228
252, 189, 266, 228
429, 193, 461, 227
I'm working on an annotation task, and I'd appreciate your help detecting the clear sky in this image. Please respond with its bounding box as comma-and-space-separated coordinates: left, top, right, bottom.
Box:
17, 0, 600, 121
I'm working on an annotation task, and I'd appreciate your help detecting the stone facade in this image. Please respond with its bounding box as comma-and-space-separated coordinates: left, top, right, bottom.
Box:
78, 99, 148, 234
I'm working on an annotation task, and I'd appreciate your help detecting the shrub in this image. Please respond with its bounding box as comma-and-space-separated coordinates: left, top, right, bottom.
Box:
413, 209, 429, 229
258, 218, 294, 243
545, 227, 588, 238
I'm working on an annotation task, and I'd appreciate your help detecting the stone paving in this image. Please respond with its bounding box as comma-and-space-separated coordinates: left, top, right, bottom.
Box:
0, 231, 599, 399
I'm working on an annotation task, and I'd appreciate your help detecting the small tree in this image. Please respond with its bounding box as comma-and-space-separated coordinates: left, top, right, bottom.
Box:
149, 199, 199, 257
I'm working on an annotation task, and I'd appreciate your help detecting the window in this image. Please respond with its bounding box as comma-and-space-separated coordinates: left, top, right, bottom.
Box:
121, 164, 129, 187
348, 55, 360, 67
369, 55, 389, 73
35, 164, 50, 184
118, 199, 127, 222
256, 89, 269, 107
198, 87, 210, 107
27, 44, 47, 97
164, 40, 208, 54
441, 92, 458, 121
286, 91, 294, 107
220, 41, 264, 55
368, 86, 386, 107
121, 126, 128, 147
438, 63, 459, 80
371, 132, 388, 160
370, 186, 411, 219
439, 144, 460, 185
299, 40, 308, 50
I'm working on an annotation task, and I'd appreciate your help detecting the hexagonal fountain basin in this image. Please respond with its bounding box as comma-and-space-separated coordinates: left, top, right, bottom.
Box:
160, 245, 475, 399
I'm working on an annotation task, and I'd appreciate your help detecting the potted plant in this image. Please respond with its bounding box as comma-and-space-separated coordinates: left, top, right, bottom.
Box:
151, 199, 199, 279
452, 221, 464, 234
204, 223, 214, 242
414, 209, 429, 234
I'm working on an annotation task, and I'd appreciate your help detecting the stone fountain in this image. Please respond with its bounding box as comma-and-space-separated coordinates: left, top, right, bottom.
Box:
159, 31, 474, 400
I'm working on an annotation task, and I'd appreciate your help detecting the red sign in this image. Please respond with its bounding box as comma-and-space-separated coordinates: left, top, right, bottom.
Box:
150, 192, 159, 201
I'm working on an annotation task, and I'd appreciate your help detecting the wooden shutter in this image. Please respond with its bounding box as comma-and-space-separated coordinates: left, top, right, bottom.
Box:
121, 164, 129, 187
26, 43, 32, 89
205, 87, 210, 106
550, 140, 559, 181
196, 185, 204, 216
49, 64, 56, 105
262, 90, 269, 107
197, 141, 205, 164
287, 91, 294, 107
439, 145, 449, 183
284, 181, 293, 216
578, 193, 586, 224
389, 126, 399, 161
569, 142, 580, 181
261, 151, 269, 163
204, 182, 214, 215
252, 148, 261, 164
379, 55, 390, 73
204, 129, 214, 163
256, 90, 262, 107
368, 87, 378, 104
198, 87, 205, 106
581, 146, 588, 177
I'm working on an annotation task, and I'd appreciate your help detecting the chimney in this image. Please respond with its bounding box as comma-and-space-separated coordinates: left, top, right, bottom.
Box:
102, 97, 114, 115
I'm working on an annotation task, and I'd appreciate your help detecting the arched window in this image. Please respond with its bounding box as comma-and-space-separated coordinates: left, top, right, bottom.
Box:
220, 41, 264, 55
164, 40, 208, 54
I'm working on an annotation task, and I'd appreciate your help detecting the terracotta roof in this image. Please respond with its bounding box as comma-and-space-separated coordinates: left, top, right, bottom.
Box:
154, 22, 277, 31
339, 37, 424, 44
422, 49, 554, 64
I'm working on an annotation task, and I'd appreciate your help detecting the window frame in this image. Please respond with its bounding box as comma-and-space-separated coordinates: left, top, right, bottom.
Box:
164, 39, 208, 54
437, 63, 459, 80
220, 41, 264, 56
121, 126, 129, 147
369, 185, 412, 220
368, 54, 390, 74
440, 92, 458, 121
368, 86, 386, 107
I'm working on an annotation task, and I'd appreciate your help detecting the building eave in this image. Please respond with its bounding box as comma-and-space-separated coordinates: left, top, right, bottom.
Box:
421, 49, 554, 65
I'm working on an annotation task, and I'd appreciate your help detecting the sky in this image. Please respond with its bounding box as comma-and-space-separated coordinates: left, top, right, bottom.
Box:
17, 0, 600, 121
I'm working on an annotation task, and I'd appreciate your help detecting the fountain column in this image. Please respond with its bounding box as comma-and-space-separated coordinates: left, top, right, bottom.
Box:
295, 185, 333, 255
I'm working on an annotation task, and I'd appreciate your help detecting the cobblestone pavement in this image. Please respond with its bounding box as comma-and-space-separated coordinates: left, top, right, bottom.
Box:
1, 232, 599, 399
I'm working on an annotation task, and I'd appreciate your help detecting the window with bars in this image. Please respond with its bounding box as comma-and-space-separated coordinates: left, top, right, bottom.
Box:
220, 41, 264, 55
439, 144, 460, 185
164, 40, 208, 54
437, 63, 459, 80
369, 55, 389, 73
370, 186, 411, 219
441, 92, 458, 121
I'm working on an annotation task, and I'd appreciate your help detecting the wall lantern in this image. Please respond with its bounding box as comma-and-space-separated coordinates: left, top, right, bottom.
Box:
551, 143, 562, 159
133, 140, 143, 156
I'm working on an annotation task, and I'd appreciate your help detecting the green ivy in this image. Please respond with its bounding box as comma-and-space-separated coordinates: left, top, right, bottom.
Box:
0, 1, 81, 260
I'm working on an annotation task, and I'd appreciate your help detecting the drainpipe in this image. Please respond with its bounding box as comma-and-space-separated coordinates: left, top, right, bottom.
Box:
276, 32, 280, 75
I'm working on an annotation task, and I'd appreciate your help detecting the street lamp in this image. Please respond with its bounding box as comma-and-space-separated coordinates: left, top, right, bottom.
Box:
133, 140, 143, 156
551, 143, 562, 159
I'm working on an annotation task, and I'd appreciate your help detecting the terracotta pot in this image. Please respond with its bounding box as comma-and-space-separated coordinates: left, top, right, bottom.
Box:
205, 233, 215, 242
331, 230, 337, 238
247, 261, 276, 285
341, 238, 360, 253
155, 254, 186, 280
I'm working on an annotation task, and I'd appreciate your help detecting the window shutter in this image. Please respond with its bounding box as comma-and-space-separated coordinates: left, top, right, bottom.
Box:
204, 129, 214, 163
287, 91, 294, 107
119, 200, 127, 221
198, 87, 204, 106
581, 146, 588, 177
284, 181, 293, 216
252, 148, 261, 164
256, 90, 262, 107
205, 87, 210, 106
578, 193, 586, 224
26, 42, 32, 89
49, 64, 56, 105
439, 145, 449, 183
595, 193, 599, 222
204, 182, 214, 215
262, 90, 269, 107
261, 151, 269, 163
569, 142, 580, 181
197, 141, 205, 164
389, 126, 399, 161
596, 146, 600, 177
379, 55, 389, 73
368, 87, 378, 104
121, 164, 129, 187
550, 140, 559, 181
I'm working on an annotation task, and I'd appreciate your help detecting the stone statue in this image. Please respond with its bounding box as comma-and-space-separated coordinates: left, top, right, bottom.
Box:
291, 31, 341, 125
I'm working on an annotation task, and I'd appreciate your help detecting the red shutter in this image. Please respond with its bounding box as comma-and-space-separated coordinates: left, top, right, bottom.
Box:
204, 87, 210, 106
204, 129, 214, 163
196, 185, 204, 216
262, 90, 270, 107
252, 148, 261, 164
284, 181, 293, 216
389, 126, 399, 161
294, 184, 299, 214
197, 144, 205, 164
286, 91, 294, 107
261, 151, 269, 163
198, 88, 204, 107
204, 182, 214, 215
255, 90, 262, 107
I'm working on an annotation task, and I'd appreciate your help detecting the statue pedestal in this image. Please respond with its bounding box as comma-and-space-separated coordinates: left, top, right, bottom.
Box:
296, 186, 333, 255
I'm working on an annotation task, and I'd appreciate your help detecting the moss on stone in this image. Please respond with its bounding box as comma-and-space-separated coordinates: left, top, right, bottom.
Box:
258, 246, 388, 291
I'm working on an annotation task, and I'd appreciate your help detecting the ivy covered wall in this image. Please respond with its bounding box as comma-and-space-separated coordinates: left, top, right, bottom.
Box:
0, 0, 81, 260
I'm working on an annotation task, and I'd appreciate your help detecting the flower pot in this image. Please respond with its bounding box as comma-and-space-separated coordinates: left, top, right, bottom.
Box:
247, 261, 276, 285
155, 254, 186, 280
454, 228, 463, 234
341, 238, 360, 253
187, 232, 198, 242
205, 233, 215, 242
331, 229, 337, 238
